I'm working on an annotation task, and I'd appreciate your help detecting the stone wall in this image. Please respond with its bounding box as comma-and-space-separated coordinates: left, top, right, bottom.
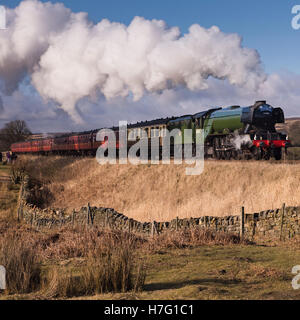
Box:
18, 177, 300, 240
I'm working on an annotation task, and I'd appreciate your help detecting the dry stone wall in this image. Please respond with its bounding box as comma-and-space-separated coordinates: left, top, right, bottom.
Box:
18, 177, 300, 240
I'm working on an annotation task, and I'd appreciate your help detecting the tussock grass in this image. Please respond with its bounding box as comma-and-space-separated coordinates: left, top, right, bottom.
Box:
148, 228, 249, 251
17, 156, 300, 221
43, 246, 146, 298
0, 234, 41, 294
0, 223, 147, 298
0, 166, 19, 222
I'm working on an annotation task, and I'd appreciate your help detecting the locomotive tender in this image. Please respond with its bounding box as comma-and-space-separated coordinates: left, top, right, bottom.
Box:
11, 101, 291, 161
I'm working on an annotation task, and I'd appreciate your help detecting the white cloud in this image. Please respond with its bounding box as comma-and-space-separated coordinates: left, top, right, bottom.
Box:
0, 0, 299, 133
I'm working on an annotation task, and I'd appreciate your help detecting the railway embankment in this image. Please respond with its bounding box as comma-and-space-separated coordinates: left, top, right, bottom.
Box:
13, 156, 300, 222
17, 174, 300, 241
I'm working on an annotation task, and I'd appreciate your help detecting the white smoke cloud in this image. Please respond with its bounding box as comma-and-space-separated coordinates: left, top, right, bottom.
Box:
0, 0, 299, 132
0, 0, 266, 123
0, 1, 71, 93
231, 132, 252, 150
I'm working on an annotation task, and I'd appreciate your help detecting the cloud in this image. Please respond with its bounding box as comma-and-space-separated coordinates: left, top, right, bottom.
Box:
0, 95, 3, 114
0, 0, 266, 124
0, 0, 299, 133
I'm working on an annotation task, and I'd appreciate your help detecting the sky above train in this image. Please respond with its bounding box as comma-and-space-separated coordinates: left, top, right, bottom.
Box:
0, 0, 299, 132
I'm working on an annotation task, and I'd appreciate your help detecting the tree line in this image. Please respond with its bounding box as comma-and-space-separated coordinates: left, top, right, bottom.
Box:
0, 120, 32, 152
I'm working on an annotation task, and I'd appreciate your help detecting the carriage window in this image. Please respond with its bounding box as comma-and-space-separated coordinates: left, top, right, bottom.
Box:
156, 127, 160, 137
128, 130, 134, 141
141, 128, 147, 138
151, 127, 155, 138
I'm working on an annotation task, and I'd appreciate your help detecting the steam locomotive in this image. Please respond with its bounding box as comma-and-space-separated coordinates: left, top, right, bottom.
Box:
11, 101, 291, 161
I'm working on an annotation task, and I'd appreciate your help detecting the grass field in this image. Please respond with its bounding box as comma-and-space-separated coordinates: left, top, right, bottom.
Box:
1, 161, 300, 300
1, 240, 300, 300
79, 245, 300, 300
0, 164, 19, 218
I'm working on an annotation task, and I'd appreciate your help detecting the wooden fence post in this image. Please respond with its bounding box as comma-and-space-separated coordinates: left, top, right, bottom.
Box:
87, 203, 90, 225
106, 212, 109, 229
128, 219, 133, 233
60, 212, 63, 227
72, 210, 75, 227
17, 182, 24, 222
151, 221, 157, 238
176, 217, 179, 231
240, 207, 245, 238
280, 203, 285, 241
90, 207, 94, 225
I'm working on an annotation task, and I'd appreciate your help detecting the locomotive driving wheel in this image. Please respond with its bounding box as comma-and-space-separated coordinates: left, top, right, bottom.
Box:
263, 150, 271, 160
224, 150, 232, 160
273, 148, 282, 161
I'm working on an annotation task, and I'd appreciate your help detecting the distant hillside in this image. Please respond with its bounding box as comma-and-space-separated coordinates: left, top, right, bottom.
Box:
276, 118, 300, 146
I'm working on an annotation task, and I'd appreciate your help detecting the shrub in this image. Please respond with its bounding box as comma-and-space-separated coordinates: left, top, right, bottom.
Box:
82, 245, 146, 295
43, 238, 146, 298
149, 228, 249, 251
0, 234, 42, 294
10, 164, 26, 184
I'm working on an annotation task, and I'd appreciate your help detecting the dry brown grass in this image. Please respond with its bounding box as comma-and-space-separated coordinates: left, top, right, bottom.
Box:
0, 222, 147, 298
0, 233, 41, 294
42, 238, 146, 298
17, 155, 300, 221
148, 228, 248, 251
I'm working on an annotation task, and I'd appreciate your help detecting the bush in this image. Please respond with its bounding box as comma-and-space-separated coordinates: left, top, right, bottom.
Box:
82, 245, 146, 295
43, 239, 146, 298
149, 228, 249, 250
0, 234, 42, 294
10, 164, 26, 184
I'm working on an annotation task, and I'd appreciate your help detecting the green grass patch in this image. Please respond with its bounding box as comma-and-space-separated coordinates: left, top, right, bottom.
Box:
73, 245, 300, 300
1, 241, 300, 300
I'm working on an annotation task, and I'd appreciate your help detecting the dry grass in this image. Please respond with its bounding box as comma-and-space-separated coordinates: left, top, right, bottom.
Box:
148, 228, 248, 251
0, 233, 41, 294
16, 155, 300, 221
38, 227, 146, 261
0, 222, 147, 298
42, 240, 146, 298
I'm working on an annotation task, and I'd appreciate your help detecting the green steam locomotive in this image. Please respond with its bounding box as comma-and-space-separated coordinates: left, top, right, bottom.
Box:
128, 100, 290, 160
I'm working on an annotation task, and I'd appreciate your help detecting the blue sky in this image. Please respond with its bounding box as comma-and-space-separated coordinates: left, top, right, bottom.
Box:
0, 0, 300, 131
2, 0, 300, 74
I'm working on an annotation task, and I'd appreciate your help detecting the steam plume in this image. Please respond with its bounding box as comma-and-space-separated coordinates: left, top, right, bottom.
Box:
0, 0, 266, 122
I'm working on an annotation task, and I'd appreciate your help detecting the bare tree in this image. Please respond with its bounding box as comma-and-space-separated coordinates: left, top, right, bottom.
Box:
0, 120, 32, 151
